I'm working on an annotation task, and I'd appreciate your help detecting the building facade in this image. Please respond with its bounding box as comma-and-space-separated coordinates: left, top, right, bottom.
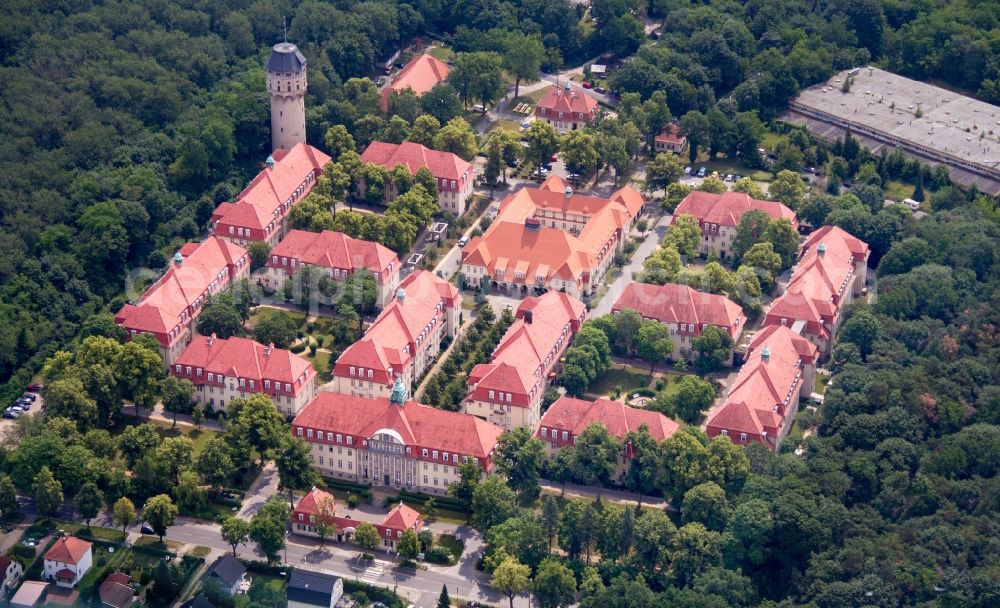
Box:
171, 335, 316, 416
292, 487, 424, 552
537, 396, 678, 479
292, 380, 503, 494
671, 191, 798, 259
534, 83, 600, 132
264, 229, 400, 308
43, 537, 93, 589
210, 143, 332, 247
267, 42, 308, 153
0, 556, 23, 592
331, 270, 462, 399
654, 125, 688, 154
764, 225, 870, 358
465, 292, 587, 430
705, 325, 818, 451
461, 175, 644, 299
359, 141, 475, 215
612, 282, 745, 360
115, 238, 250, 366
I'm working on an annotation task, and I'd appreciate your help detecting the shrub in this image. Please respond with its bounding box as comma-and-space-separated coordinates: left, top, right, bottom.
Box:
655, 379, 665, 391
306, 322, 315, 333
309, 343, 318, 356
7, 543, 36, 565
425, 546, 453, 564
347, 494, 360, 508
289, 343, 306, 354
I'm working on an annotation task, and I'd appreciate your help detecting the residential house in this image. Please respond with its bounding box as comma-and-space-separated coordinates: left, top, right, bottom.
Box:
461, 175, 644, 299
181, 593, 217, 608
764, 225, 870, 358
292, 379, 503, 494
465, 292, 587, 430
671, 191, 798, 259
0, 555, 23, 592
379, 54, 450, 112
359, 141, 475, 215
654, 125, 688, 154
43, 537, 93, 588
205, 556, 247, 596
210, 143, 332, 247
115, 238, 250, 366
99, 573, 134, 608
171, 335, 316, 416
612, 283, 745, 360
288, 569, 344, 608
331, 270, 461, 400
264, 229, 400, 308
534, 83, 600, 133
10, 581, 48, 608
292, 488, 424, 553
537, 396, 678, 479
705, 325, 817, 451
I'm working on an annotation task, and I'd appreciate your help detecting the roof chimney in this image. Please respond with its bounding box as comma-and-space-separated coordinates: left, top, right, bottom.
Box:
565, 186, 573, 199
524, 310, 533, 325
761, 346, 770, 363
265, 342, 274, 356
265, 155, 276, 169
817, 243, 826, 256
173, 252, 184, 267
395, 287, 406, 304
208, 333, 216, 346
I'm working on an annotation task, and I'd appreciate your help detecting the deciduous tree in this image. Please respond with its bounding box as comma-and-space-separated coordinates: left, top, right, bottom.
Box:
221, 516, 251, 556
143, 494, 178, 542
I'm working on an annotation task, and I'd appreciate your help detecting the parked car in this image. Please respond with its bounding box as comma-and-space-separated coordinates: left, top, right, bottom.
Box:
733, 174, 742, 181
581, 81, 592, 89
697, 167, 707, 177
375, 77, 385, 86
458, 237, 469, 247
684, 166, 691, 175
27, 384, 43, 392
3, 408, 20, 419
568, 173, 581, 183
594, 86, 606, 94
21, 393, 36, 402
141, 523, 155, 535
724, 174, 733, 182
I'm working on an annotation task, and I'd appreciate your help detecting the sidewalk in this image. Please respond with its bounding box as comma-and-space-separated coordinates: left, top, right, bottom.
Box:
133, 403, 224, 432
540, 480, 671, 510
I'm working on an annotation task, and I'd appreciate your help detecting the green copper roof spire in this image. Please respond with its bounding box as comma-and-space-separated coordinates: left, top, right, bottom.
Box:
390, 376, 408, 405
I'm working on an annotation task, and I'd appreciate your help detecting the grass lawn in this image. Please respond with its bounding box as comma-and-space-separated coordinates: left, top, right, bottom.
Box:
760, 130, 789, 150
189, 546, 212, 558
884, 179, 916, 202
437, 534, 465, 563
309, 350, 332, 381
427, 45, 454, 61
511, 85, 552, 107
58, 522, 126, 542
815, 374, 830, 395
113, 416, 221, 457
246, 307, 307, 330
235, 574, 287, 607
134, 536, 185, 552
587, 365, 654, 398
700, 158, 773, 182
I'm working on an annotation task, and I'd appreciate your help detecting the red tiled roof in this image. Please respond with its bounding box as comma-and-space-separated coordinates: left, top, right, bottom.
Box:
174, 335, 315, 394
270, 230, 398, 278
294, 487, 336, 517
0, 555, 11, 571
673, 191, 797, 229
335, 271, 459, 380
380, 54, 451, 111
766, 225, 869, 327
538, 396, 678, 441
655, 125, 687, 146
104, 573, 131, 587
99, 574, 133, 608
293, 393, 504, 463
45, 537, 92, 565
360, 141, 472, 182
383, 503, 422, 532
461, 179, 643, 287
706, 325, 816, 440
213, 143, 331, 233
115, 238, 247, 343
535, 86, 599, 115
612, 283, 744, 338
468, 292, 585, 402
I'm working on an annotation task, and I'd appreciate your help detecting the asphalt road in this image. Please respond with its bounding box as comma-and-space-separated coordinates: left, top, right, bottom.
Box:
590, 214, 672, 317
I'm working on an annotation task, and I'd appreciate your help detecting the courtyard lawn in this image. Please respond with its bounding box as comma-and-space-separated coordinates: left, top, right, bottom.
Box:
427, 45, 454, 62
700, 158, 773, 182
246, 307, 307, 330
587, 365, 654, 398
114, 416, 221, 457
815, 374, 830, 395
760, 130, 789, 151
511, 85, 552, 108
309, 350, 332, 381
437, 534, 465, 563
235, 575, 287, 608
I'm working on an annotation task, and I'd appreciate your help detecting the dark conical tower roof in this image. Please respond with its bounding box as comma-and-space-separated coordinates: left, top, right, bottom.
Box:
267, 42, 307, 73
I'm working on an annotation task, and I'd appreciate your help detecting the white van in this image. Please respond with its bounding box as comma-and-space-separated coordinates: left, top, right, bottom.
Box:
902, 198, 920, 211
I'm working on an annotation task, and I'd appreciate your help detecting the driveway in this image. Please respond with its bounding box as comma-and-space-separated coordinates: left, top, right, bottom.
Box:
590, 214, 671, 316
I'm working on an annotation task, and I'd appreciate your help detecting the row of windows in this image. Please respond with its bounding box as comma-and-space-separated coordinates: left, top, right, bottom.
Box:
174, 366, 296, 392
540, 428, 570, 441
719, 429, 750, 443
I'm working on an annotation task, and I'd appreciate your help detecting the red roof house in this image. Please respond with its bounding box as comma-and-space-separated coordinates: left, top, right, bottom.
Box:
466, 292, 587, 430
292, 488, 424, 552
99, 573, 134, 608
705, 325, 818, 451
359, 141, 475, 214
764, 225, 870, 358
671, 191, 798, 259
612, 282, 745, 356
380, 54, 450, 111
534, 83, 600, 132
332, 270, 461, 399
115, 238, 250, 365
292, 389, 504, 494
171, 335, 316, 415
43, 537, 93, 588
654, 125, 688, 154
265, 229, 401, 307
211, 143, 332, 246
